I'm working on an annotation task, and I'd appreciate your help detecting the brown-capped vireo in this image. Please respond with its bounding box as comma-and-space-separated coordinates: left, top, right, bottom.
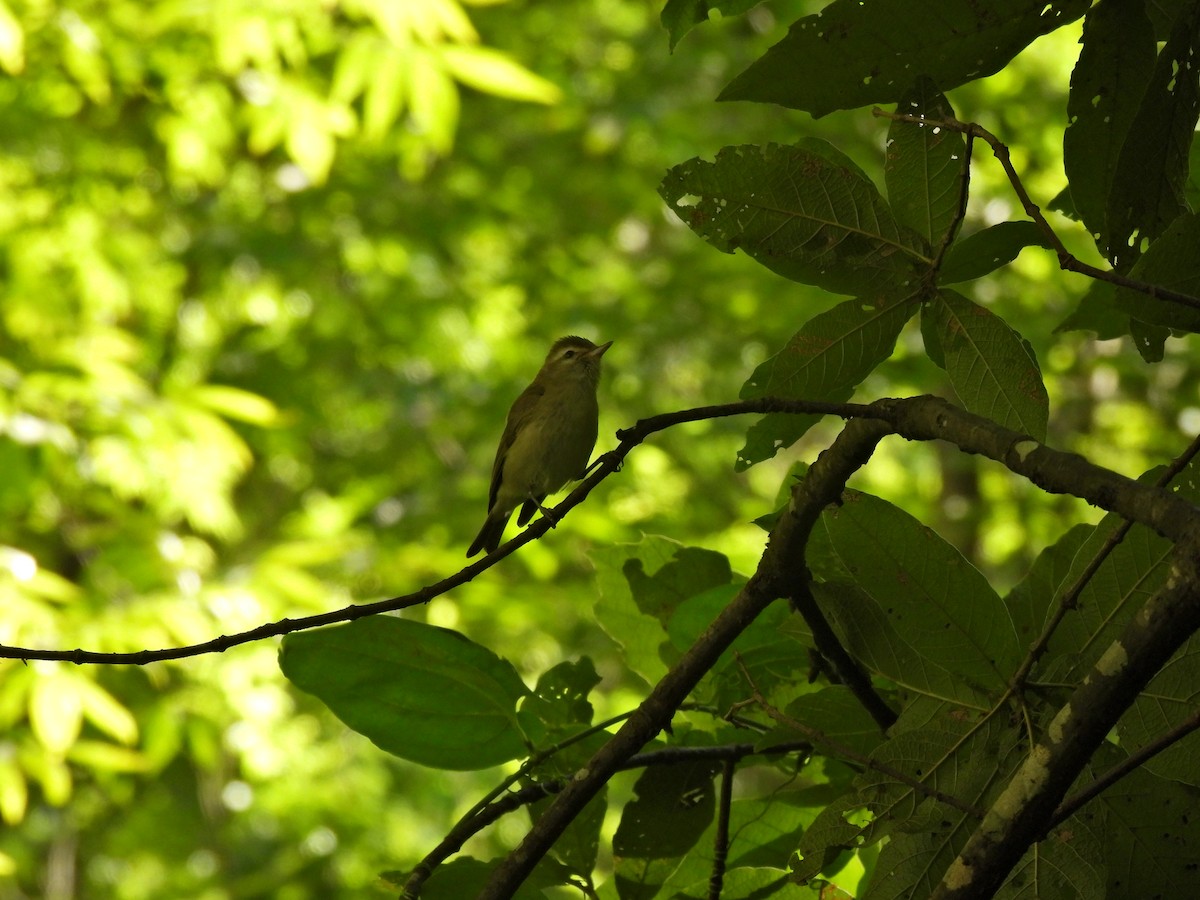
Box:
466, 335, 612, 557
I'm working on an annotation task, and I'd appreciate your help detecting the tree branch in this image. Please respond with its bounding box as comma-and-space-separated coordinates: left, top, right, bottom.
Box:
708, 757, 736, 900
5, 395, 1198, 665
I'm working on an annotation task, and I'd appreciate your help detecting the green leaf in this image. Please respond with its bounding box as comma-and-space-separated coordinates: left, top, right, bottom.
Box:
279, 618, 529, 770
1063, 0, 1156, 253
801, 581, 989, 707
718, 0, 1088, 117
417, 856, 569, 900
922, 290, 1049, 441
1121, 631, 1200, 785
675, 867, 817, 899
1096, 760, 1200, 897
438, 45, 562, 104
660, 141, 930, 299
1004, 523, 1093, 650
1105, 5, 1200, 270
938, 221, 1053, 283
1131, 316, 1169, 362
736, 297, 917, 469
776, 686, 887, 758
817, 490, 1021, 692
1046, 510, 1175, 680
1054, 281, 1130, 338
533, 786, 607, 880
592, 538, 732, 686
885, 78, 965, 247
1115, 211, 1200, 332
613, 760, 720, 899
999, 814, 1105, 900
517, 658, 600, 749
189, 384, 279, 426
30, 674, 84, 754
660, 0, 761, 51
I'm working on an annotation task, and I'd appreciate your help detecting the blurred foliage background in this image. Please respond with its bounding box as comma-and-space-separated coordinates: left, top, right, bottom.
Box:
0, 0, 1197, 896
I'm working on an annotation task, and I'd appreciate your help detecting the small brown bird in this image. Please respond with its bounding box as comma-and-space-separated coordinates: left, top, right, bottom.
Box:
466, 335, 612, 557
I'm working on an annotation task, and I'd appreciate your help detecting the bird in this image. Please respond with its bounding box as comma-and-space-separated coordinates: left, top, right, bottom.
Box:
466, 335, 612, 557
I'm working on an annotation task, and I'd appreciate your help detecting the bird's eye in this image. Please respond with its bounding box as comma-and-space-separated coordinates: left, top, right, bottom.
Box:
563, 350, 576, 359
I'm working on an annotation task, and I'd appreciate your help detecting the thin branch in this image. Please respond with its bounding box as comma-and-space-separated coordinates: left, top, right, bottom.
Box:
1010, 429, 1200, 693
1049, 706, 1200, 830
708, 758, 736, 900
790, 578, 897, 730
928, 129, 973, 277
873, 108, 1200, 314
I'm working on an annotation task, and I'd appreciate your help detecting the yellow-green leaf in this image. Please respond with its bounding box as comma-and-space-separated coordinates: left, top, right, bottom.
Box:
439, 46, 562, 104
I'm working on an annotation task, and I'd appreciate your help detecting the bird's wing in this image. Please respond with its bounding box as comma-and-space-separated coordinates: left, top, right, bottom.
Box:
488, 382, 545, 510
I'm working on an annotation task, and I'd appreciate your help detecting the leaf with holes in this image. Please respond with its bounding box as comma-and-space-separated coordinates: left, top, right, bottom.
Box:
719, 0, 1088, 117
885, 77, 965, 248
660, 141, 929, 300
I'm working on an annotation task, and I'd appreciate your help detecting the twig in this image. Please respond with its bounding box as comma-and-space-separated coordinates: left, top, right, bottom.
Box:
1010, 430, 1200, 693
872, 108, 1200, 314
708, 758, 736, 900
790, 578, 897, 730
1049, 706, 1200, 830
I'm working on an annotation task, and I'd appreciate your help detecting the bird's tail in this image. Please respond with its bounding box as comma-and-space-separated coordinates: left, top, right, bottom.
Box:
466, 510, 513, 558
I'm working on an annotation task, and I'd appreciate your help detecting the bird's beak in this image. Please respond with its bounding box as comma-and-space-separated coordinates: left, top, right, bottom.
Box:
589, 340, 613, 358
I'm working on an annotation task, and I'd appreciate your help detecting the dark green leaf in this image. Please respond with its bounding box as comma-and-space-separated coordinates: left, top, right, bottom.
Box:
1105, 5, 1200, 269
818, 490, 1021, 691
660, 142, 930, 299
938, 221, 1053, 283
777, 686, 887, 758
736, 296, 917, 469
613, 760, 720, 899
418, 856, 569, 900
718, 0, 1088, 117
1054, 281, 1131, 338
1004, 524, 1093, 649
885, 78, 965, 248
1046, 512, 1174, 681
1131, 316, 1169, 361
533, 786, 608, 880
660, 0, 761, 51
802, 580, 991, 707
517, 657, 600, 748
279, 618, 529, 770
999, 814, 1105, 900
1097, 760, 1200, 897
923, 290, 1049, 441
1064, 0, 1156, 252
1121, 632, 1200, 785
1115, 211, 1200, 332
